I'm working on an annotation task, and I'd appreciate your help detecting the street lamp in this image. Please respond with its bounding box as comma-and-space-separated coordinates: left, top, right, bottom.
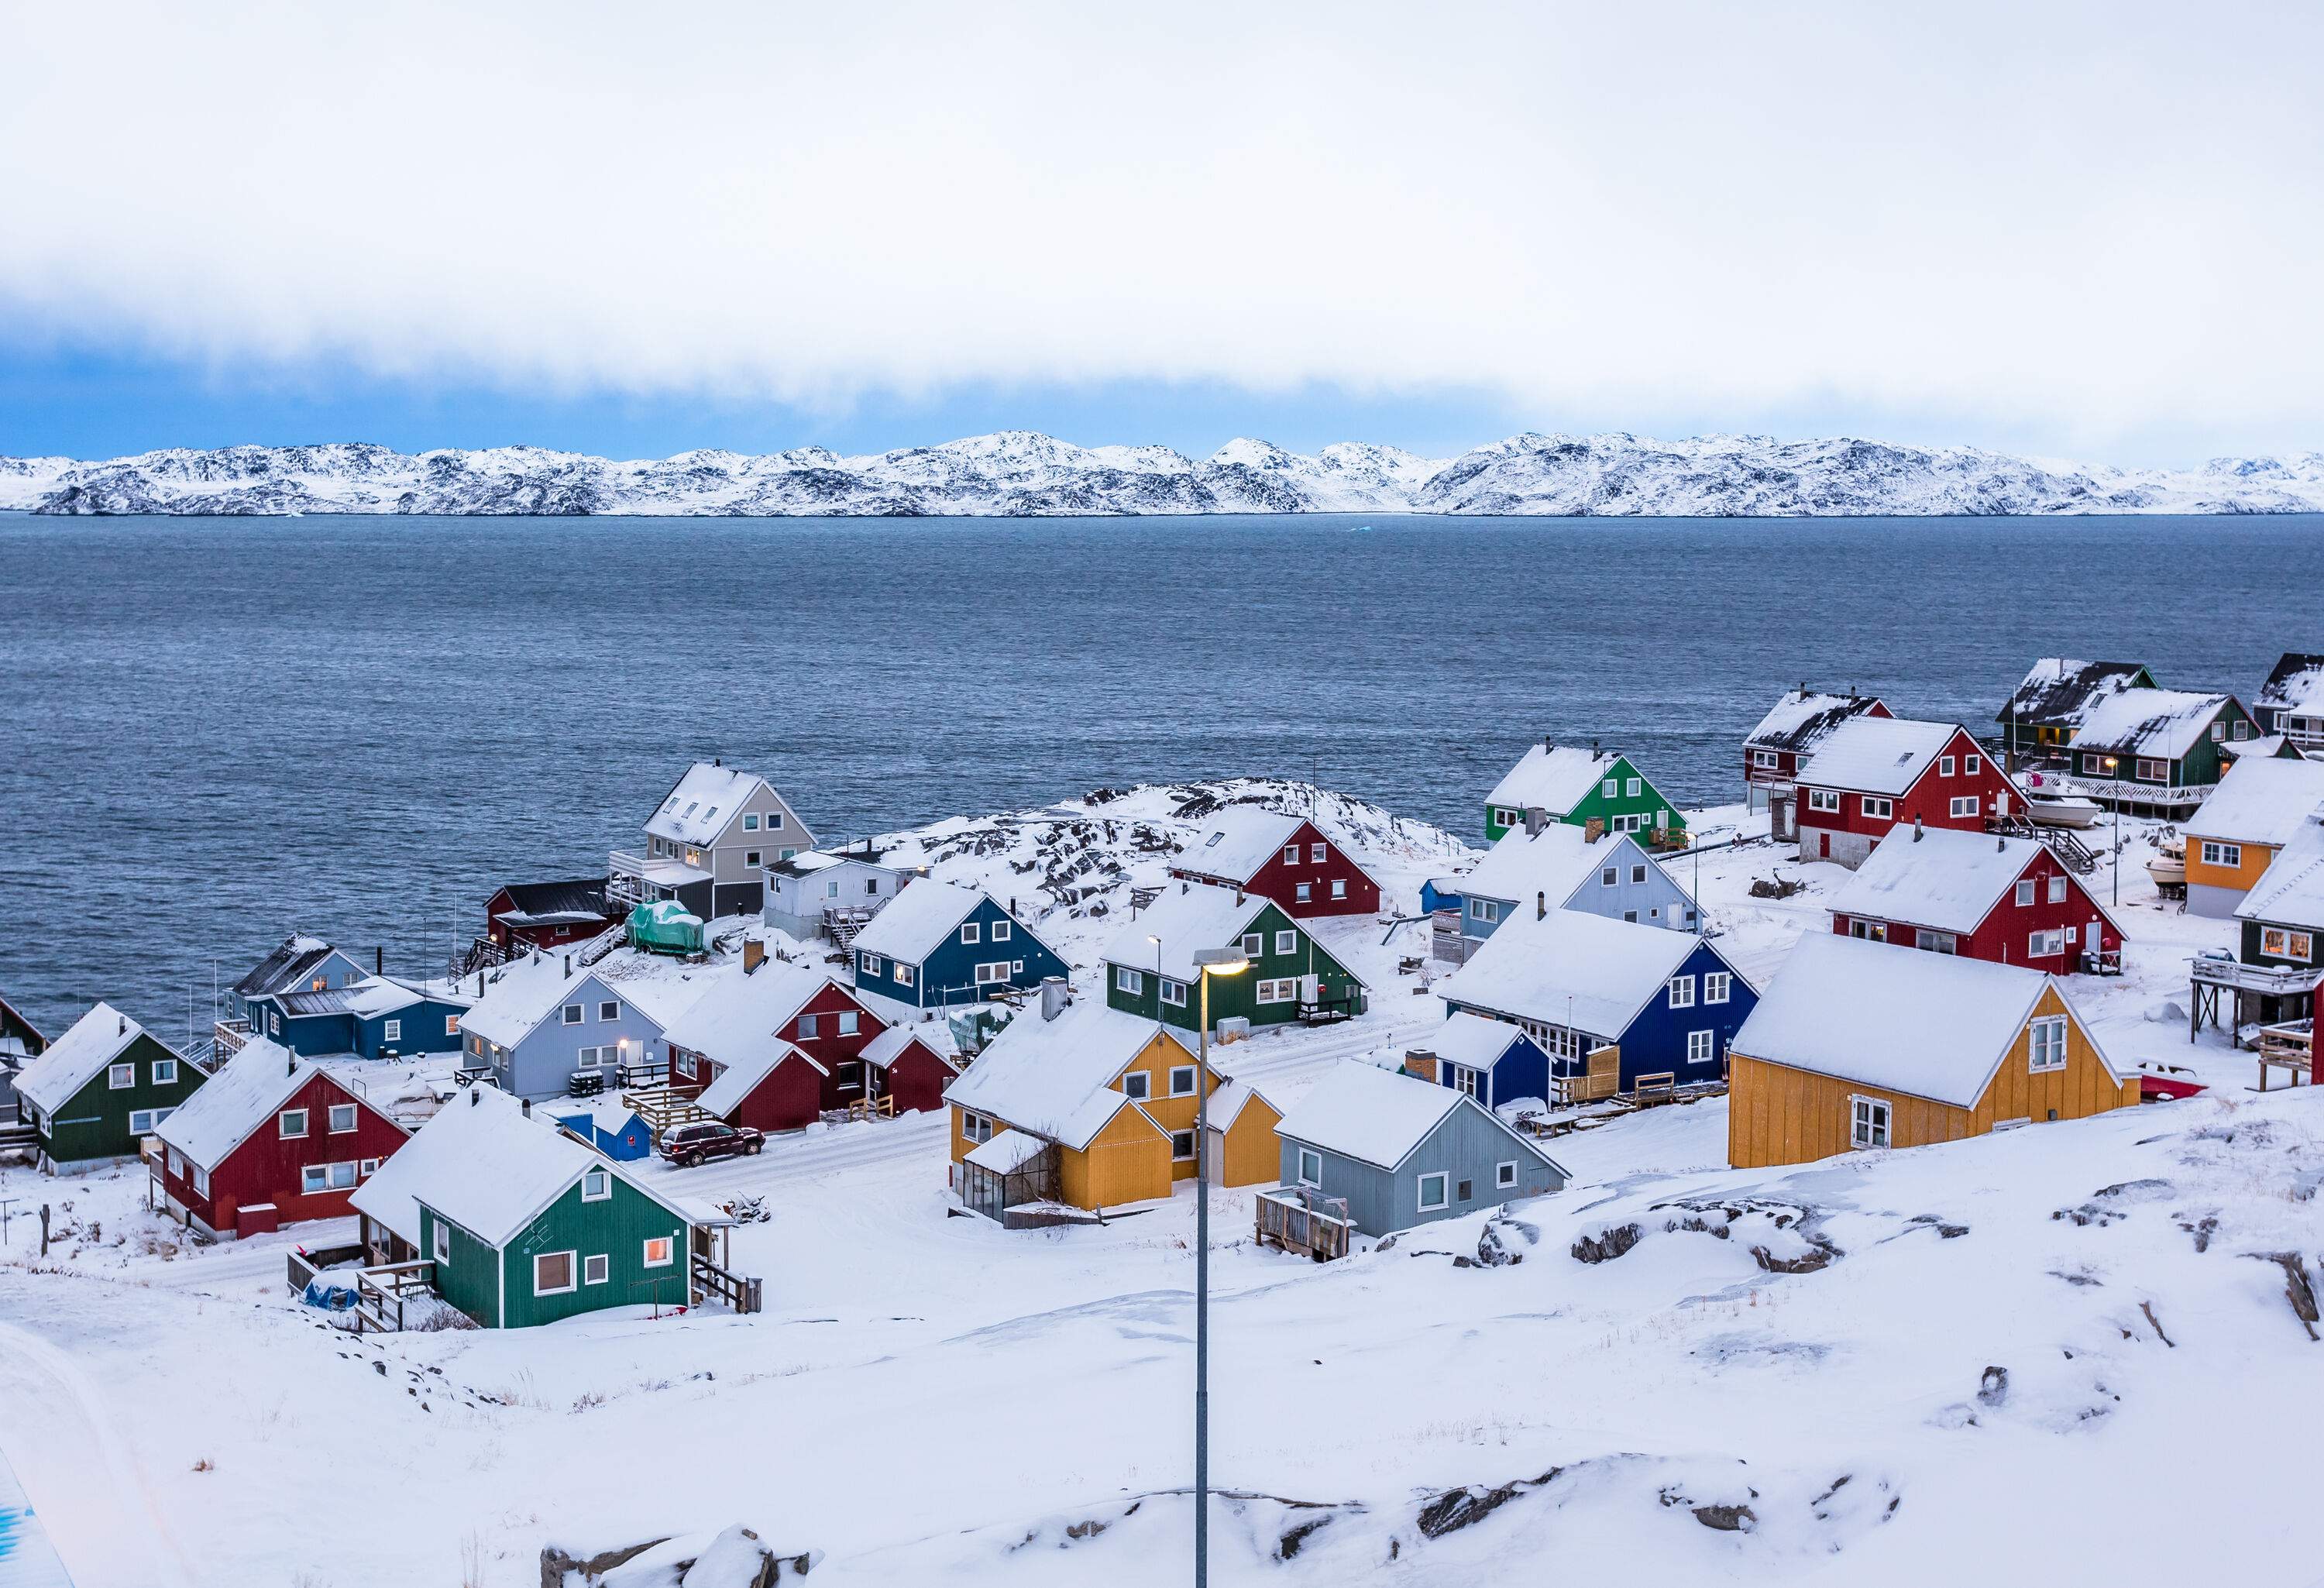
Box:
1189, 944, 1249, 1588
2102, 755, 2122, 906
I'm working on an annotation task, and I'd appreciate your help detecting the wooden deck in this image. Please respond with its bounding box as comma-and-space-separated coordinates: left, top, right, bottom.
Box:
1255, 1186, 1353, 1261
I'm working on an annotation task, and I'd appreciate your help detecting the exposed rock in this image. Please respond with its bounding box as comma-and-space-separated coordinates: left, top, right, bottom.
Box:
1692, 1504, 1757, 1532
1571, 1223, 1642, 1264
1415, 1468, 1563, 1538
2247, 1252, 2322, 1340
1977, 1366, 2009, 1408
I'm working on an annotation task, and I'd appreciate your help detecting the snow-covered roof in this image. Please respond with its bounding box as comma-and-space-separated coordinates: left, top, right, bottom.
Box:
660, 957, 834, 1060
1829, 826, 2116, 937
273, 974, 469, 1020
2236, 813, 2324, 931
1202, 1077, 1274, 1132
1411, 1010, 1537, 1072
1276, 1059, 1562, 1175
645, 761, 769, 847
156, 1037, 387, 1172
1177, 808, 1304, 883
350, 1087, 684, 1249
2184, 755, 2324, 847
490, 878, 611, 924
1996, 660, 2154, 729
964, 1128, 1051, 1174
860, 1022, 959, 1073
1795, 717, 1965, 796
461, 936, 723, 1050
232, 935, 346, 999
1458, 824, 1645, 909
1745, 689, 1888, 754
545, 1095, 645, 1133
696, 1039, 824, 1116
847, 880, 987, 964
1435, 908, 1724, 1038
2222, 734, 2299, 761
941, 1000, 1195, 1150
1730, 933, 2123, 1109
1483, 743, 1619, 816
1100, 882, 1272, 980
2256, 653, 2324, 717
2068, 689, 2236, 760
12, 1002, 167, 1115
767, 844, 902, 880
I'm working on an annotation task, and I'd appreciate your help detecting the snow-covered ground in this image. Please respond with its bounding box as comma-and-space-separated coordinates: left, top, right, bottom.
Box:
2, 788, 2315, 1586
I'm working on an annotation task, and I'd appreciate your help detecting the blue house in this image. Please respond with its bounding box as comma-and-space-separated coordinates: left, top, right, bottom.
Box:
548, 1097, 655, 1160
228, 935, 371, 1025
1270, 1060, 1569, 1238
1435, 907, 1758, 1094
249, 977, 475, 1060
1407, 1011, 1553, 1112
1419, 877, 1465, 917
457, 934, 728, 1101
849, 882, 1070, 1015
1454, 823, 1697, 957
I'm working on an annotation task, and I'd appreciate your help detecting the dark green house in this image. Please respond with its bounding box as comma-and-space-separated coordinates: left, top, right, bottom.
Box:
2066, 689, 2259, 815
1995, 658, 2159, 760
12, 1002, 205, 1170
1102, 882, 1367, 1033
1483, 740, 1684, 846
351, 1086, 715, 1329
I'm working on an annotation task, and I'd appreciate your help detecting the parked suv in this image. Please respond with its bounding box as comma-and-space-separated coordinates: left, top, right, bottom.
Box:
659, 1120, 765, 1167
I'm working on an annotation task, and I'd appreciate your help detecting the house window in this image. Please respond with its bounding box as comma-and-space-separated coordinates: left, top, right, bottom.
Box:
2015, 880, 2036, 907
1807, 789, 1841, 813
535, 1251, 577, 1295
1624, 910, 1638, 923
894, 964, 913, 987
2028, 929, 2064, 957
1950, 796, 1978, 818
1171, 1130, 1196, 1161
1667, 975, 1695, 1008
280, 1109, 309, 1138
1626, 778, 1642, 798
2260, 927, 2314, 961
779, 848, 796, 861
1274, 930, 1297, 955
1915, 929, 1958, 954
2029, 1015, 2068, 1071
642, 1236, 674, 1267
381, 1018, 402, 1043
1169, 1064, 1197, 1095
676, 1050, 698, 1078
1630, 864, 1647, 884
1295, 883, 1312, 902
743, 813, 759, 830
562, 1004, 583, 1026
1122, 1071, 1151, 1100
1601, 779, 1618, 797
798, 1013, 820, 1040
974, 961, 1011, 985
1012, 961, 1025, 973
744, 851, 761, 868
861, 954, 883, 977
991, 920, 1011, 943
445, 1015, 461, 1036
2234, 720, 2251, 740
2047, 875, 2068, 903
1703, 972, 1731, 1003
1160, 978, 1188, 1007
2211, 722, 2226, 742
302, 1162, 356, 1194
583, 1254, 610, 1285
1298, 1148, 1322, 1187
1418, 1172, 1449, 1212
582, 1167, 611, 1201
359, 1158, 379, 1176
1686, 1029, 1715, 1064
1331, 879, 1348, 899
2137, 758, 2169, 782
768, 812, 784, 830
129, 1109, 158, 1134
432, 1222, 452, 1263
1451, 1065, 1477, 1098
1471, 899, 1501, 923
1242, 933, 1264, 958
1965, 756, 1981, 775
1851, 1096, 1891, 1149
108, 1062, 134, 1089
594, 1001, 617, 1023
328, 1103, 358, 1133
1600, 868, 1618, 888
1256, 978, 1298, 1004
1752, 748, 1779, 769
2082, 753, 2108, 776
837, 1011, 859, 1036
1862, 796, 1893, 820
1456, 1179, 1473, 1201
961, 922, 982, 944
153, 1058, 178, 1085
1116, 967, 1144, 995
1496, 1160, 1518, 1188
191, 1163, 209, 1195
1938, 755, 1955, 776
961, 1111, 994, 1145
2200, 840, 2242, 868
1282, 844, 1301, 864
269, 1011, 280, 1036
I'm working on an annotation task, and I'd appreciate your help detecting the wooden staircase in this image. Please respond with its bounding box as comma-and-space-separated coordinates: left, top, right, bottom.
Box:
1989, 816, 2101, 875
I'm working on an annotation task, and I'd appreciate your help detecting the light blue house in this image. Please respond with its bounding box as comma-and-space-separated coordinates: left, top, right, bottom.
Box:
1408, 1011, 1553, 1112
1455, 823, 1697, 957
1435, 907, 1759, 1095
228, 935, 370, 1025
762, 843, 919, 942
457, 934, 727, 1101
1272, 1060, 1568, 1238
850, 882, 1070, 1016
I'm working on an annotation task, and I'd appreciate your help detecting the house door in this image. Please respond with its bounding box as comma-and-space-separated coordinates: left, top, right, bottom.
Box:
1817, 833, 1830, 858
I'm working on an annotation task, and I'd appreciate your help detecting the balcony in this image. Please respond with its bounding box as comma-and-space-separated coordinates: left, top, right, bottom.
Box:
607, 849, 709, 909
2190, 954, 2320, 997
212, 1018, 253, 1060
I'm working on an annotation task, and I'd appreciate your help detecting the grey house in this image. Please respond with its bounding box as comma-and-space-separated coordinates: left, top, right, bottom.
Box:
610, 761, 819, 922
1453, 820, 1697, 961
458, 935, 727, 1101
761, 843, 917, 944
1272, 1060, 1568, 1238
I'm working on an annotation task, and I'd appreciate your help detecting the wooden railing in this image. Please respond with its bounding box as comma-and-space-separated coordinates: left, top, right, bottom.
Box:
1256, 1187, 1353, 1261
1552, 1045, 1621, 1105
692, 1253, 763, 1315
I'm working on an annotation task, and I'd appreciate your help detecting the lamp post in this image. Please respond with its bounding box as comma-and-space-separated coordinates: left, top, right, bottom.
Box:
2102, 755, 2121, 906
1189, 944, 1249, 1588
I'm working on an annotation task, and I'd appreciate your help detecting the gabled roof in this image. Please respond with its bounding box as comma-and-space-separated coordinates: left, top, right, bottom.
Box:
660, 957, 842, 1060
2236, 812, 2324, 932
156, 1037, 395, 1172
490, 878, 613, 926
459, 936, 723, 1050
645, 761, 775, 848
1458, 824, 1652, 910
1731, 933, 2123, 1109
2256, 653, 2324, 717
0, 986, 49, 1054
1435, 908, 1734, 1037
1996, 660, 2155, 729
1795, 717, 1966, 796
1484, 743, 1621, 816
941, 1000, 1197, 1151
1412, 1010, 1540, 1072
1276, 1060, 1564, 1176
271, 974, 473, 1021
861, 1022, 959, 1073
2184, 755, 2324, 847
1099, 882, 1272, 981
766, 844, 903, 881
1829, 826, 2119, 939
849, 881, 990, 964
696, 1038, 826, 1116
2068, 689, 2240, 760
964, 1128, 1051, 1174
232, 935, 349, 999
1746, 689, 1889, 754
1177, 808, 1305, 883
1203, 1077, 1275, 1133
12, 1002, 176, 1115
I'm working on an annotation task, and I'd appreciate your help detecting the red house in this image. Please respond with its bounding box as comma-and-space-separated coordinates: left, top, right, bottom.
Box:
860, 1022, 961, 1115
1829, 826, 2124, 974
1167, 808, 1380, 918
660, 944, 889, 1131
1741, 687, 1892, 835
151, 1036, 408, 1239
1793, 717, 2016, 868
483, 878, 621, 954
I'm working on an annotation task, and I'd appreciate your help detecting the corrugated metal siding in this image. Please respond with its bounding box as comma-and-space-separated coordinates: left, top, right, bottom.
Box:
498, 1176, 693, 1328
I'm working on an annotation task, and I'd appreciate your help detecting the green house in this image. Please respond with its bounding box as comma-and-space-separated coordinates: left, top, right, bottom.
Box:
2065, 689, 2260, 815
1102, 882, 1367, 1033
1994, 659, 2158, 759
1483, 740, 1684, 845
12, 1002, 205, 1170
351, 1087, 713, 1329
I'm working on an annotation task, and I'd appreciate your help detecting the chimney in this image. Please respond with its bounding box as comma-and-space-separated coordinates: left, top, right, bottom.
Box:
1998, 833, 2006, 852
1181, 880, 1188, 895
1542, 734, 1554, 753
1235, 887, 1244, 906
521, 1098, 531, 1118
118, 1013, 126, 1036
1523, 807, 1547, 837
744, 939, 765, 974
564, 954, 572, 978
1536, 890, 1547, 921
469, 1085, 480, 1107
1912, 816, 1923, 842
287, 1049, 296, 1077
374, 946, 383, 976
1590, 739, 1600, 758
1041, 976, 1069, 1022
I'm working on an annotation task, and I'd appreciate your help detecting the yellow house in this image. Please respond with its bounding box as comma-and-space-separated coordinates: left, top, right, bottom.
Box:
2181, 755, 2324, 919
1727, 934, 2139, 1170
942, 995, 1281, 1218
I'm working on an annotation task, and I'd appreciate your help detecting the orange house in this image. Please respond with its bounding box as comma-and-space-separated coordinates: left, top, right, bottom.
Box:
2181, 755, 2324, 919
1727, 933, 2139, 1170
942, 995, 1281, 1218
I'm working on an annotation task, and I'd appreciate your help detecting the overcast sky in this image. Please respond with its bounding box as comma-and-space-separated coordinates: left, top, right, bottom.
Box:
3, 2, 2319, 464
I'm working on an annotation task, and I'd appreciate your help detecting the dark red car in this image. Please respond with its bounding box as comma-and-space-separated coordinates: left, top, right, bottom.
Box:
658, 1120, 765, 1167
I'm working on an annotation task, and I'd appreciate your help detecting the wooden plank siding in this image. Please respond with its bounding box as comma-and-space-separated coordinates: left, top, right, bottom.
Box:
1728, 986, 2137, 1170
1217, 1095, 1282, 1186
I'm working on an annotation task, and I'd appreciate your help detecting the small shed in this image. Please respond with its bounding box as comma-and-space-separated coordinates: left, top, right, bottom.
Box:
858, 1022, 961, 1115
1401, 1011, 1552, 1111
548, 1097, 655, 1161
1272, 1060, 1568, 1237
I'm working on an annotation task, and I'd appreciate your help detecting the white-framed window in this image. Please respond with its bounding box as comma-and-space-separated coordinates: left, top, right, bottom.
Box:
1012, 960, 1024, 973
301, 1162, 356, 1194
1626, 777, 1642, 798
535, 1251, 577, 1295
1255, 978, 1298, 1005
1703, 971, 1731, 1003
1667, 975, 1696, 1008
676, 1050, 698, 1078
2200, 840, 2242, 868
2137, 758, 2169, 782
1116, 966, 1144, 995
1122, 1071, 1151, 1100
598, 1001, 620, 1022
2027, 929, 2064, 957
152, 1058, 178, 1085
1282, 844, 1301, 864
583, 1253, 610, 1285
1862, 796, 1894, 820
382, 1018, 402, 1043
359, 1158, 380, 1176
1807, 789, 1841, 813
991, 919, 1011, 943
167, 1146, 184, 1176
268, 1010, 280, 1036
1915, 928, 1958, 954
1495, 1160, 1518, 1188
2210, 721, 2226, 742
1444, 1064, 1475, 1098
1938, 755, 1956, 776
1160, 978, 1188, 1007
1630, 864, 1647, 885
1686, 1029, 1715, 1064
2029, 1015, 2068, 1071
1471, 899, 1501, 923
1295, 882, 1312, 902
960, 921, 981, 944
837, 1011, 859, 1036
445, 1014, 461, 1036
2082, 752, 2108, 776
860, 953, 883, 978
280, 1109, 309, 1138
1274, 930, 1297, 955
1331, 878, 1348, 899
1169, 1064, 1197, 1095
892, 962, 913, 987
108, 1062, 134, 1089
1242, 933, 1264, 958
1851, 1095, 1891, 1149
960, 1109, 994, 1145
562, 1004, 584, 1026
2015, 879, 2037, 907
743, 813, 759, 831
779, 847, 796, 861
1298, 1147, 1322, 1188
768, 812, 785, 830
328, 1103, 358, 1133
129, 1109, 158, 1134
974, 961, 1012, 985
642, 1236, 674, 1268
1751, 748, 1780, 769
2260, 926, 2315, 961
1417, 1172, 1449, 1212
191, 1163, 209, 1195
1600, 867, 1618, 888
2047, 875, 2068, 903
1950, 796, 1978, 818
1965, 755, 1982, 775
1601, 778, 1618, 797
432, 1220, 452, 1263
582, 1167, 611, 1201
1170, 1129, 1196, 1161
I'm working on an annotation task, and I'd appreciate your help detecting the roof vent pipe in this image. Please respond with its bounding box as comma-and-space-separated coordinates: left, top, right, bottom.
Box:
287, 1049, 297, 1077
375, 946, 384, 976
1536, 890, 1547, 921
1913, 816, 1924, 842
1542, 733, 1554, 752
469, 1085, 480, 1107
1998, 833, 2007, 851
119, 1013, 126, 1036
564, 954, 572, 978
521, 1098, 531, 1118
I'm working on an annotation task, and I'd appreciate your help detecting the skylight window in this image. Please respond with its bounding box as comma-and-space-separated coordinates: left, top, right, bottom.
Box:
662, 797, 679, 811
683, 802, 699, 816
704, 806, 718, 821
1205, 833, 1224, 847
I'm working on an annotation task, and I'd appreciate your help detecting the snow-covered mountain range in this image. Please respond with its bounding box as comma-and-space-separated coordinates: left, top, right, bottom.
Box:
5, 429, 2323, 516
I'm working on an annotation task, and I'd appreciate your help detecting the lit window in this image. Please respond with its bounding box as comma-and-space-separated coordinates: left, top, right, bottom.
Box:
642, 1236, 674, 1267
108, 1063, 134, 1089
